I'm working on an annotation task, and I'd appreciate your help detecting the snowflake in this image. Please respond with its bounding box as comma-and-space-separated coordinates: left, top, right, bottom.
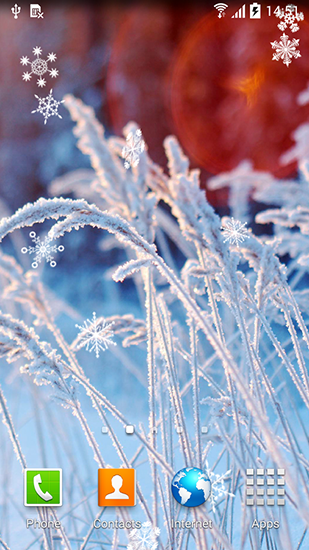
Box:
21, 231, 64, 269
275, 6, 304, 33
31, 89, 65, 125
37, 78, 46, 88
75, 312, 116, 359
20, 46, 59, 87
127, 521, 160, 550
122, 129, 145, 170
205, 461, 235, 512
221, 217, 250, 247
270, 33, 301, 67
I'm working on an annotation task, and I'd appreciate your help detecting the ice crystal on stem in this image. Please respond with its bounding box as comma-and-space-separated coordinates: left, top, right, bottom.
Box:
127, 521, 160, 550
275, 6, 304, 33
75, 312, 116, 358
221, 217, 250, 247
21, 230, 64, 268
20, 46, 59, 87
205, 461, 234, 513
32, 89, 64, 124
122, 128, 145, 169
270, 33, 301, 67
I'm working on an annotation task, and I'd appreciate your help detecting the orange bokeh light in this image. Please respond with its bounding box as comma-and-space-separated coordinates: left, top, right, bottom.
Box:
170, 11, 309, 176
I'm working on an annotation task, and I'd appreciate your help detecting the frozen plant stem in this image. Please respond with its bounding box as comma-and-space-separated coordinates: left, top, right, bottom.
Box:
189, 318, 202, 469
0, 199, 298, 488
0, 539, 11, 550
154, 294, 193, 467
0, 385, 70, 550
27, 289, 142, 527
2, 92, 309, 548
144, 268, 159, 527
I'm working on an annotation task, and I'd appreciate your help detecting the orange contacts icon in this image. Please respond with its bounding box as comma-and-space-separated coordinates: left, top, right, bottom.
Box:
98, 469, 136, 507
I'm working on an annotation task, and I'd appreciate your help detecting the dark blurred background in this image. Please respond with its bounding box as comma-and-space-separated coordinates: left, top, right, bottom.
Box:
1, 1, 309, 216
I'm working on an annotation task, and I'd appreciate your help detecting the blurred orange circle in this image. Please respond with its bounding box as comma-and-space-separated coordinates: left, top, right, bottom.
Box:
170, 10, 309, 176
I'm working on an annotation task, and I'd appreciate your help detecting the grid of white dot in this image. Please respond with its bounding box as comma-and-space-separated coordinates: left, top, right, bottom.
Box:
246, 468, 285, 506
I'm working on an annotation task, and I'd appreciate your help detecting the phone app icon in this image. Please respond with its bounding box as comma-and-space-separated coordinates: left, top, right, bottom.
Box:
98, 468, 136, 507
24, 469, 62, 507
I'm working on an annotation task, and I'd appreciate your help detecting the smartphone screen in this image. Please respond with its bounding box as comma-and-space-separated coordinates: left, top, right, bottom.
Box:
1, 2, 309, 549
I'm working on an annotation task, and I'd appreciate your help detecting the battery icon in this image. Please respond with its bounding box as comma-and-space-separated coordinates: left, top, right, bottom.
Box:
250, 2, 261, 18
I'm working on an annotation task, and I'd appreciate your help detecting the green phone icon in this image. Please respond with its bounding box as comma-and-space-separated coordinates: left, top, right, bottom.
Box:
24, 469, 62, 506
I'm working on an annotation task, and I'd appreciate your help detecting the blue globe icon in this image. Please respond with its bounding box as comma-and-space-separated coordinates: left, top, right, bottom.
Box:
171, 467, 211, 507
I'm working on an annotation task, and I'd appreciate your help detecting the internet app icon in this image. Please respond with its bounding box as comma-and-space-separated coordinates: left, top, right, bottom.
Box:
24, 469, 62, 507
171, 467, 211, 507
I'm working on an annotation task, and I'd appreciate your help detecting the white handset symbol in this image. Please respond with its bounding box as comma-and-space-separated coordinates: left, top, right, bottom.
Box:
33, 474, 53, 502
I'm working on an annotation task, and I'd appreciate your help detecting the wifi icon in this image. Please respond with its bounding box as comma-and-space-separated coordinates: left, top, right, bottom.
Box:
214, 3, 228, 18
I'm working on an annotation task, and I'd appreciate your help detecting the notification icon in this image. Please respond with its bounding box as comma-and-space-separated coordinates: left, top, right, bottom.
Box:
30, 4, 44, 18
250, 3, 261, 19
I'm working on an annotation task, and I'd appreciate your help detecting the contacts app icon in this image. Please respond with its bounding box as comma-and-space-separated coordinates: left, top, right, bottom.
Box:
98, 468, 136, 506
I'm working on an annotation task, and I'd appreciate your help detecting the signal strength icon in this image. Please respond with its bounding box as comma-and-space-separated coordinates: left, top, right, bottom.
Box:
214, 3, 228, 18
232, 3, 246, 18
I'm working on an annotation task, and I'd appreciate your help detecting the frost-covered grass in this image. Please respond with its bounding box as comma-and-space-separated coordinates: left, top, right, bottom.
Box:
1, 89, 309, 549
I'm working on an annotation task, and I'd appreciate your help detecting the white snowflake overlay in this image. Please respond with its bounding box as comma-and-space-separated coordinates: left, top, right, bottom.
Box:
122, 129, 145, 170
21, 231, 64, 269
205, 461, 235, 512
20, 46, 59, 88
127, 521, 160, 550
75, 312, 116, 359
221, 217, 250, 247
271, 33, 301, 67
32, 89, 64, 125
275, 6, 304, 33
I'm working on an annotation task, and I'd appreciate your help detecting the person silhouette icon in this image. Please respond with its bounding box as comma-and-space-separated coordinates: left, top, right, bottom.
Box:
105, 474, 129, 499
